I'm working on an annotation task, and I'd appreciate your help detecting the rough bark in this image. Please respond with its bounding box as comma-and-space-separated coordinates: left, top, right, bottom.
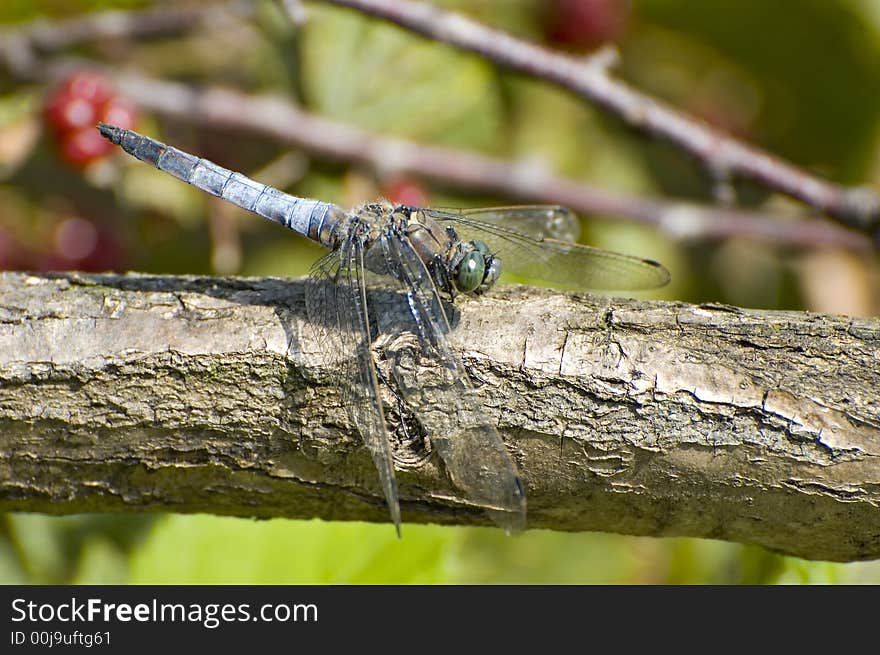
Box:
0, 271, 878, 561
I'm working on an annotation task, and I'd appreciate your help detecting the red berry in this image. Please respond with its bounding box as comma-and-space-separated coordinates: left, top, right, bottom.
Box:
41, 216, 126, 272
99, 96, 138, 130
65, 221, 127, 272
0, 228, 31, 270
44, 91, 100, 134
65, 71, 114, 107
382, 178, 430, 207
86, 228, 127, 272
58, 128, 114, 168
54, 216, 99, 262
544, 0, 630, 49
43, 70, 115, 135
43, 69, 139, 169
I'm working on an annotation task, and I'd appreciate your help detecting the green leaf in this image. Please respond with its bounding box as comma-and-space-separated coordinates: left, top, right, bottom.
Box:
301, 5, 502, 150
129, 516, 454, 584
71, 537, 129, 584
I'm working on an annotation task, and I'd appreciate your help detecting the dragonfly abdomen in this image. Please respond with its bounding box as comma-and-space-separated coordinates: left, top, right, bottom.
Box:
98, 124, 337, 244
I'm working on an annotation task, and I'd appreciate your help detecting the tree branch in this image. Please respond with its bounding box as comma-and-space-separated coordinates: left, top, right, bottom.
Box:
0, 2, 251, 81
1, 271, 878, 562
107, 72, 870, 252
0, 10, 870, 250
1, 1, 252, 53
316, 0, 880, 236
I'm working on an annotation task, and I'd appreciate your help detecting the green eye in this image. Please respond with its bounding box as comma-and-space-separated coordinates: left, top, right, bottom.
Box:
455, 250, 486, 292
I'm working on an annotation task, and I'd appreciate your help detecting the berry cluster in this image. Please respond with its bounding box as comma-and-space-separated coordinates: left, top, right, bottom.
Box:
43, 70, 138, 168
381, 177, 430, 207
0, 215, 127, 273
543, 0, 630, 50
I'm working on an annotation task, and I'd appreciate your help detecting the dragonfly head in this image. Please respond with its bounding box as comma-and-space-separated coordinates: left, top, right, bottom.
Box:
452, 239, 501, 294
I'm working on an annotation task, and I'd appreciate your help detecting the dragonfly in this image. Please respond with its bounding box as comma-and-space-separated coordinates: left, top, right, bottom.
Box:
98, 123, 670, 534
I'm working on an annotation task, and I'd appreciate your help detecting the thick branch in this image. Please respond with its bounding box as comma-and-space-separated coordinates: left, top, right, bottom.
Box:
1, 271, 878, 561
317, 0, 880, 235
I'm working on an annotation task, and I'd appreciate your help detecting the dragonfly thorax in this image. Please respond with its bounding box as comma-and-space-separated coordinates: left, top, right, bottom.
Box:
403, 207, 502, 296
331, 203, 503, 297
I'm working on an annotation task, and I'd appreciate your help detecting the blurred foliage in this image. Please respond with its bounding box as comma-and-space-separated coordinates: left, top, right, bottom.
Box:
1, 0, 150, 24
1, 0, 879, 584
301, 7, 504, 148
634, 0, 880, 184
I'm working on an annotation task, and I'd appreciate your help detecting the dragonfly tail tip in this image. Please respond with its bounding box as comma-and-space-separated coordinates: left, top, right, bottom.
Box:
97, 122, 122, 144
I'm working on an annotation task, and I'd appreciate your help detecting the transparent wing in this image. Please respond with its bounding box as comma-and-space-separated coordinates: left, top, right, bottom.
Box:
423, 206, 670, 291
370, 231, 526, 532
305, 239, 401, 534
432, 205, 581, 241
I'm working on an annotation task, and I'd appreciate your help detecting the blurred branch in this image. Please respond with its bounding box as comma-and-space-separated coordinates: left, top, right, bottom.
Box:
0, 2, 252, 82
2, 271, 880, 562
1, 1, 251, 54
111, 73, 872, 251
0, 10, 871, 251
314, 0, 880, 237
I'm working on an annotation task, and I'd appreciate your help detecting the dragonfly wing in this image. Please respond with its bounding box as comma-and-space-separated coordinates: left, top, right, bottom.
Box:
424, 207, 670, 291
305, 240, 401, 534
372, 231, 527, 532
428, 205, 582, 242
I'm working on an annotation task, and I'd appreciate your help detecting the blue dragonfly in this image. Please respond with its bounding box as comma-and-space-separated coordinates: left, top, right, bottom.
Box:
99, 123, 670, 534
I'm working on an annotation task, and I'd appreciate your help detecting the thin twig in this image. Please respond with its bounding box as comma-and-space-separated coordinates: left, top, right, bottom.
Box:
0, 1, 252, 54
315, 0, 880, 236
110, 72, 872, 251
0, 29, 869, 250
0, 2, 251, 81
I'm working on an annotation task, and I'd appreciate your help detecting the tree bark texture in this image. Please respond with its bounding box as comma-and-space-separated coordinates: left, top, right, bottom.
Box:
0, 271, 878, 561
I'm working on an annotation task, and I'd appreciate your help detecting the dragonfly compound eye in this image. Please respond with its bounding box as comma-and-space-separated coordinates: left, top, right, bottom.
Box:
454, 249, 487, 293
